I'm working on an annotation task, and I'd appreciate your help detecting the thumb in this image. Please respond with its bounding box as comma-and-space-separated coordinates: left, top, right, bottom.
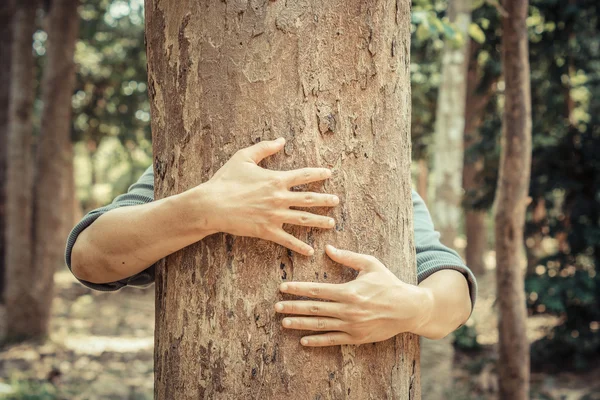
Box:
325, 245, 377, 272
243, 137, 285, 164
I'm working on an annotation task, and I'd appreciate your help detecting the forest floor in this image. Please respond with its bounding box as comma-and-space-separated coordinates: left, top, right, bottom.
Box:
0, 265, 599, 400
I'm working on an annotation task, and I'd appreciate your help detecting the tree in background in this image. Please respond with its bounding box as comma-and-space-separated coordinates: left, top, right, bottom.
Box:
5, 0, 37, 339
0, 2, 14, 304
5, 0, 80, 339
462, 4, 501, 276
147, 0, 419, 397
495, 0, 532, 396
32, 0, 80, 336
431, 0, 471, 248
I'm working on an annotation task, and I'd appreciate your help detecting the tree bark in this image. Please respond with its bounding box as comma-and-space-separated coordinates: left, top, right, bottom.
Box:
417, 158, 428, 206
495, 0, 532, 397
5, 0, 37, 340
146, 0, 419, 398
0, 1, 14, 305
430, 0, 471, 248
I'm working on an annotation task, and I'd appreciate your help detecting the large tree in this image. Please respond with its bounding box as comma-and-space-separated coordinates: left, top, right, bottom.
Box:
495, 0, 532, 397
146, 0, 419, 398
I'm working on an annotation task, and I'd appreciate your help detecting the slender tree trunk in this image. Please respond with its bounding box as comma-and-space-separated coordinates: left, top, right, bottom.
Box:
147, 0, 419, 398
31, 0, 79, 335
5, 0, 37, 340
495, 0, 532, 397
430, 0, 471, 248
463, 41, 494, 276
0, 2, 14, 305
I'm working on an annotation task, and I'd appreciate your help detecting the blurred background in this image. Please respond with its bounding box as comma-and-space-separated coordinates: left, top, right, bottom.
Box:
0, 0, 599, 399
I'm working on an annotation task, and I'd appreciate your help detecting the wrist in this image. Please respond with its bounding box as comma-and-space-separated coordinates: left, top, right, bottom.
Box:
410, 285, 436, 338
175, 183, 220, 238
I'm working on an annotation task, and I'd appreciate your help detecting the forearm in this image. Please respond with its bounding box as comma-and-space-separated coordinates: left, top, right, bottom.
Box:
71, 185, 215, 284
413, 269, 472, 340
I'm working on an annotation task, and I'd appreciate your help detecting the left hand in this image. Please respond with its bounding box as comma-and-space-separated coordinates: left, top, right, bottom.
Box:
275, 245, 434, 347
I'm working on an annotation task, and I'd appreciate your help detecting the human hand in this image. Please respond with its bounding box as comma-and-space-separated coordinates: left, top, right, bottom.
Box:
199, 138, 339, 256
274, 245, 434, 346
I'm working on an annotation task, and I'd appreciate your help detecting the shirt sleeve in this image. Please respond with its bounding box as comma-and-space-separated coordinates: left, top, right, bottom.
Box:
64, 165, 156, 291
413, 190, 478, 319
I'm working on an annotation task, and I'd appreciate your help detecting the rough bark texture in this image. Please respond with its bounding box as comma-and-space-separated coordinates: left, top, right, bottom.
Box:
495, 0, 532, 397
31, 0, 79, 337
5, 0, 37, 339
430, 0, 471, 248
146, 0, 418, 398
462, 41, 496, 276
0, 2, 14, 305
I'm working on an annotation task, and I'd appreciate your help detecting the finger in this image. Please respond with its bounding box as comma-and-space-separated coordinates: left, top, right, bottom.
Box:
268, 230, 314, 256
279, 281, 347, 302
281, 317, 346, 332
242, 138, 285, 164
300, 332, 356, 347
287, 192, 340, 208
274, 300, 344, 318
283, 168, 332, 188
280, 210, 335, 229
325, 245, 378, 272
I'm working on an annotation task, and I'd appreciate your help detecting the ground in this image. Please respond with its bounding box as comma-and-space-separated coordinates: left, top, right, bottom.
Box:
0, 266, 599, 399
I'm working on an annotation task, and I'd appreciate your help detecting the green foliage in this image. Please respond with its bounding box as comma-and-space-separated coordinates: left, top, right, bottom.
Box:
0, 380, 57, 400
453, 324, 482, 352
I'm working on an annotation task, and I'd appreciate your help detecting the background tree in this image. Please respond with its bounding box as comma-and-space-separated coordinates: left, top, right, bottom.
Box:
495, 0, 532, 396
32, 0, 80, 336
5, 0, 37, 340
0, 1, 14, 305
431, 0, 471, 248
146, 0, 419, 398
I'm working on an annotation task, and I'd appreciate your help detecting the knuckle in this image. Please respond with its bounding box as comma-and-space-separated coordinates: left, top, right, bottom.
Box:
328, 335, 336, 345
316, 318, 327, 329
303, 170, 312, 180
365, 255, 378, 264
299, 214, 310, 224
309, 305, 320, 314
270, 174, 284, 187
304, 194, 314, 204
309, 287, 321, 296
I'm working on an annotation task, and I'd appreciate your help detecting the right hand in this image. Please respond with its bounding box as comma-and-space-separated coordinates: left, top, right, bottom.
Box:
200, 137, 339, 256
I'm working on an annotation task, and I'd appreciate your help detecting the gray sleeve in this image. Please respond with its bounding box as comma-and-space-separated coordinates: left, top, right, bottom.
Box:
64, 165, 156, 291
413, 190, 478, 318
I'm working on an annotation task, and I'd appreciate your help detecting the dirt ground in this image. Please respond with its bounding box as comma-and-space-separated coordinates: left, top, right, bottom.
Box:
0, 267, 599, 400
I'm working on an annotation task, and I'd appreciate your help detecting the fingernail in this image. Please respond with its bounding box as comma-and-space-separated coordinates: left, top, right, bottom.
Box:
308, 248, 315, 256
280, 283, 288, 292
283, 319, 292, 327
275, 137, 285, 144
328, 219, 335, 227
301, 338, 309, 346
332, 196, 340, 205
275, 303, 284, 311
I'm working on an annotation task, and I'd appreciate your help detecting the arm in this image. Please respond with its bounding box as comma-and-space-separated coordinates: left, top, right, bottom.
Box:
67, 138, 340, 288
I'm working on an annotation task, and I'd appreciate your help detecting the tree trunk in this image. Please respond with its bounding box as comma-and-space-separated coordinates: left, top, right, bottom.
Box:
463, 41, 494, 277
495, 0, 532, 397
5, 0, 37, 340
146, 1, 419, 398
430, 0, 471, 248
0, 1, 14, 305
31, 0, 79, 335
